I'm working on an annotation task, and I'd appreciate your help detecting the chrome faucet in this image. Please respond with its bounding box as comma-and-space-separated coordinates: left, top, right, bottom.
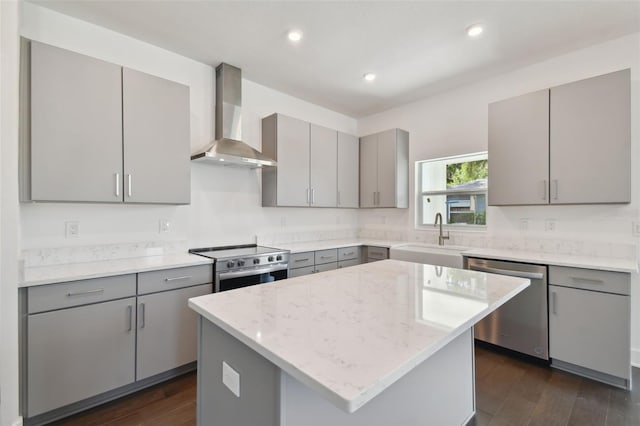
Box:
434, 212, 450, 246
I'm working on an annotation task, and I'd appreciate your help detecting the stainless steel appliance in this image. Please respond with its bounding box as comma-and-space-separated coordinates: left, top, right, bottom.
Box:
466, 257, 549, 360
190, 245, 289, 292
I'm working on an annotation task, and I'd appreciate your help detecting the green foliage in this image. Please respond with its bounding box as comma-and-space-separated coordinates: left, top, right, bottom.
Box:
446, 160, 488, 187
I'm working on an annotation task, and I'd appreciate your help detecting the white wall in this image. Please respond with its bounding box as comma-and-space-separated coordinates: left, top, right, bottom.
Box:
19, 2, 359, 251
358, 33, 640, 363
1, 1, 21, 424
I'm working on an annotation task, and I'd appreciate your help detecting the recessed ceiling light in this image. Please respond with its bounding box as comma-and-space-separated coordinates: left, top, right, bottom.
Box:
363, 73, 376, 82
466, 24, 483, 38
287, 30, 303, 42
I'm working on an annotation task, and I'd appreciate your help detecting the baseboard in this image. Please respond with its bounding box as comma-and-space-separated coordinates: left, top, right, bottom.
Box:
632, 348, 640, 368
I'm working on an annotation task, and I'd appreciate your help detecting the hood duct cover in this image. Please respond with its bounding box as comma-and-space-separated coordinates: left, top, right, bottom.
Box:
191, 63, 276, 168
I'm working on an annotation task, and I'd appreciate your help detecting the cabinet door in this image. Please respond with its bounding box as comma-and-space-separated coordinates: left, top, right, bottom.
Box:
122, 68, 190, 204
359, 134, 378, 207
549, 285, 630, 379
488, 90, 550, 205
550, 69, 630, 204
276, 115, 310, 206
27, 297, 136, 417
30, 41, 123, 202
309, 124, 337, 207
337, 132, 359, 208
136, 284, 211, 380
377, 129, 398, 207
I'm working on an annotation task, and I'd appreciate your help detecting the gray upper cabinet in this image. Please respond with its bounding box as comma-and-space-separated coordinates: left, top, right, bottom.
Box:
29, 41, 123, 203
23, 40, 190, 205
262, 114, 310, 207
488, 69, 630, 206
488, 90, 550, 206
122, 68, 190, 204
359, 129, 409, 208
309, 124, 337, 207
549, 69, 630, 204
337, 132, 359, 208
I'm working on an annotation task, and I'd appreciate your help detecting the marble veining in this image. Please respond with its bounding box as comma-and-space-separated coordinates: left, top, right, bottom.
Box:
20, 253, 212, 287
188, 259, 529, 413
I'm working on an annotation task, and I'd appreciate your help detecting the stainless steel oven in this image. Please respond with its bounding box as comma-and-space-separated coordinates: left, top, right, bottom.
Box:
190, 245, 289, 292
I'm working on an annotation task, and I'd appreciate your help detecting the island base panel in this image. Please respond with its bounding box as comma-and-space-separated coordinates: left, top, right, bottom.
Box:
197, 317, 475, 426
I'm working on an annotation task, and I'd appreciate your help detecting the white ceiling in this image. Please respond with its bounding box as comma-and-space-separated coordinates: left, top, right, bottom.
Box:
29, 1, 640, 118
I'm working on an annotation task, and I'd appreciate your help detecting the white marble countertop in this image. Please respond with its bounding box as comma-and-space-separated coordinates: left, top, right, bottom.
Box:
464, 248, 638, 273
272, 239, 401, 253
20, 253, 213, 287
188, 259, 529, 413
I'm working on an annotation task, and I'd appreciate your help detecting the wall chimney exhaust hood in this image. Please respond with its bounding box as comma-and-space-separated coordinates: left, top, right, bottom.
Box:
191, 63, 276, 168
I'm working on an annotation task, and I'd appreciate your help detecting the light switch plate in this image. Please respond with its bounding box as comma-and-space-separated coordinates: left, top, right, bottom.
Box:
65, 221, 79, 238
222, 361, 240, 397
545, 219, 556, 232
159, 219, 170, 233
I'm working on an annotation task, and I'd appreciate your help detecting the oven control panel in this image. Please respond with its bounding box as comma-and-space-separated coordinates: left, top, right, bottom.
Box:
216, 252, 289, 273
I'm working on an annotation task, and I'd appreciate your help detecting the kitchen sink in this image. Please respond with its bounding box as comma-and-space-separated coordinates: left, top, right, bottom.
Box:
389, 243, 470, 268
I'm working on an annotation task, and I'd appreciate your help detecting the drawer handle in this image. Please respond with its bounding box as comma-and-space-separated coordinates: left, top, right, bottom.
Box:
127, 305, 133, 331
139, 302, 146, 329
165, 275, 192, 282
571, 276, 604, 285
320, 256, 333, 259
66, 288, 104, 297
295, 258, 310, 263
342, 252, 354, 256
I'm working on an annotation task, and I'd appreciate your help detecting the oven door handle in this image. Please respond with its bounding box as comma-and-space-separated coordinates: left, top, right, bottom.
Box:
218, 265, 288, 280
469, 265, 543, 280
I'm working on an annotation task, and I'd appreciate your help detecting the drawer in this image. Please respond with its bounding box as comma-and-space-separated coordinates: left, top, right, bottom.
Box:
315, 249, 338, 265
28, 274, 136, 314
338, 246, 361, 261
138, 265, 213, 295
290, 252, 314, 269
366, 246, 389, 260
315, 262, 337, 273
288, 266, 314, 278
548, 266, 630, 296
338, 258, 360, 269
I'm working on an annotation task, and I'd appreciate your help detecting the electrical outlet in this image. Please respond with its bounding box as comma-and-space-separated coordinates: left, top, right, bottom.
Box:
159, 219, 170, 233
545, 219, 556, 232
65, 221, 79, 238
519, 218, 529, 231
222, 361, 240, 397
633, 222, 640, 237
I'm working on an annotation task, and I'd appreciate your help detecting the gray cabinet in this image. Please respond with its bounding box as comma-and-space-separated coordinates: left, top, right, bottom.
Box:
548, 266, 630, 388
23, 40, 190, 205
488, 69, 630, 206
136, 283, 211, 380
27, 297, 136, 417
359, 129, 409, 208
365, 246, 389, 263
122, 68, 191, 204
488, 90, 549, 205
337, 132, 359, 208
29, 40, 123, 203
262, 114, 345, 208
289, 246, 362, 277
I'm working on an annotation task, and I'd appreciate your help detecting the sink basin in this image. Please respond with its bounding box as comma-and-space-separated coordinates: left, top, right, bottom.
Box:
389, 243, 470, 269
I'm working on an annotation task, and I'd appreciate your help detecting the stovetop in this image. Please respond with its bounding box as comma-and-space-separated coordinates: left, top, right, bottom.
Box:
189, 244, 289, 273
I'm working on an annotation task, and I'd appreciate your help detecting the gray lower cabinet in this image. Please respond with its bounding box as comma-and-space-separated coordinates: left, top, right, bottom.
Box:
548, 266, 630, 387
23, 40, 190, 205
366, 246, 389, 263
27, 297, 136, 417
359, 129, 409, 208
289, 246, 362, 277
136, 283, 211, 380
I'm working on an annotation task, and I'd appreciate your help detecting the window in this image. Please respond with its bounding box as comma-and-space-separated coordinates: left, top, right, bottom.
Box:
417, 152, 488, 227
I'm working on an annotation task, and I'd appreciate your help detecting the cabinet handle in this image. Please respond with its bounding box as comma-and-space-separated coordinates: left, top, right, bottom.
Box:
165, 275, 192, 282
139, 302, 145, 329
66, 288, 104, 297
571, 276, 604, 285
542, 180, 547, 201
320, 255, 333, 259
552, 179, 558, 200
115, 173, 121, 197
312, 188, 316, 204
343, 252, 354, 256
127, 174, 132, 197
127, 305, 133, 331
551, 291, 557, 315
294, 258, 310, 263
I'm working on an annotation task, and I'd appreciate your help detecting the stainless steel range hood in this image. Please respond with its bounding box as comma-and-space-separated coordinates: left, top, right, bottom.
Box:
191, 63, 276, 168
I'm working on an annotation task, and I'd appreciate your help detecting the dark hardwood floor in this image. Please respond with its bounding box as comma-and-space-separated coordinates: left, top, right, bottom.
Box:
55, 344, 640, 426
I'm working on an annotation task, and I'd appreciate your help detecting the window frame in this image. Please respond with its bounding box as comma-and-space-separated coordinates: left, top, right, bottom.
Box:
416, 152, 488, 230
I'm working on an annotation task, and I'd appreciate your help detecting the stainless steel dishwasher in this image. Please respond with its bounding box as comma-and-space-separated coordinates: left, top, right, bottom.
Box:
466, 257, 549, 360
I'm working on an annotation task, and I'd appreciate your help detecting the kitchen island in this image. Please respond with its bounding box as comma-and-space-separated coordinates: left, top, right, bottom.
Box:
188, 260, 529, 426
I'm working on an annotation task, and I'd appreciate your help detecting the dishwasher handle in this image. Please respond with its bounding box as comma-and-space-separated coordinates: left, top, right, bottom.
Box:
469, 265, 544, 280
